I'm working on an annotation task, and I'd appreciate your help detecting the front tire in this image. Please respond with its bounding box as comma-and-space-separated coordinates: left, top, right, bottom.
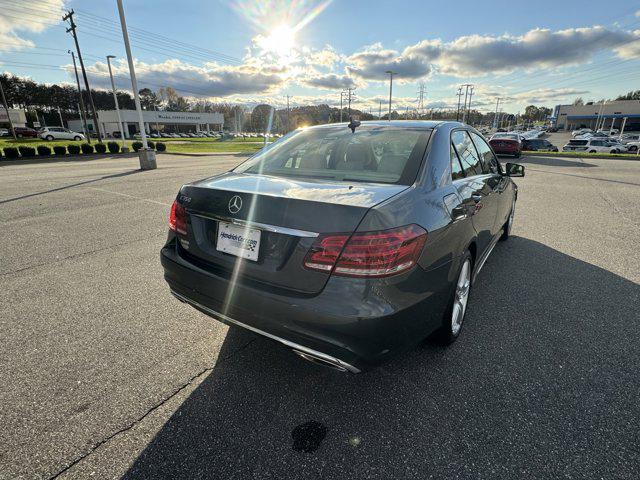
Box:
74, 136, 82, 141
437, 251, 472, 344
45, 135, 54, 141
500, 198, 516, 241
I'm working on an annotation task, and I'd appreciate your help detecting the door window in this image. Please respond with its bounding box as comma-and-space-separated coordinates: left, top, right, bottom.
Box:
452, 130, 482, 176
450, 143, 465, 180
470, 132, 500, 174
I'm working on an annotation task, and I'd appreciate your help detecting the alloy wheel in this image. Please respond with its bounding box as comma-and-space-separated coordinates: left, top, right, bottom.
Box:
451, 259, 471, 336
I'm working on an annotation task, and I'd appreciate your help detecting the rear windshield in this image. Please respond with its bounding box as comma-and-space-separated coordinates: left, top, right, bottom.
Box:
234, 125, 430, 185
491, 134, 519, 141
568, 140, 588, 146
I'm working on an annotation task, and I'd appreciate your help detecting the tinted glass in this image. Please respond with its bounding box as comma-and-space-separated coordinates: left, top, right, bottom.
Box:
470, 132, 499, 174
569, 140, 588, 146
452, 130, 482, 176
235, 126, 428, 185
450, 143, 465, 180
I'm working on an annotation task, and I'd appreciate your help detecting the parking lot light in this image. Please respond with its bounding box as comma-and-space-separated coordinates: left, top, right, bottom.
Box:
116, 0, 156, 170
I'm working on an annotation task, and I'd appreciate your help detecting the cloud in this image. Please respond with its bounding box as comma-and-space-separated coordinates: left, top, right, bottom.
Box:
302, 73, 356, 90
0, 0, 64, 52
511, 88, 590, 104
82, 59, 286, 98
436, 27, 639, 75
345, 43, 432, 82
344, 26, 640, 79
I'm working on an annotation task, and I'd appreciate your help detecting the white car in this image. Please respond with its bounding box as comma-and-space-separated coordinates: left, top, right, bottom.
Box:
40, 127, 85, 141
572, 128, 592, 137
0, 127, 9, 137
563, 138, 628, 153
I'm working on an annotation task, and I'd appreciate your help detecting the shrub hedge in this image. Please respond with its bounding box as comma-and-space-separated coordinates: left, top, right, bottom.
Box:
132, 141, 143, 152
53, 146, 67, 155
81, 143, 94, 154
94, 143, 107, 154
37, 145, 52, 156
147, 141, 156, 150
18, 146, 36, 157
107, 141, 120, 153
3, 147, 19, 158
68, 144, 81, 155
156, 142, 166, 152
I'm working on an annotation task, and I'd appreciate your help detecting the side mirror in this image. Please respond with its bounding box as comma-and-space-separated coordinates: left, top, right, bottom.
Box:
505, 162, 525, 177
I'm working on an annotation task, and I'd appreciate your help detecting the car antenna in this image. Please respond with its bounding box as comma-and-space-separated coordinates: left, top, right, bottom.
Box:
348, 116, 361, 133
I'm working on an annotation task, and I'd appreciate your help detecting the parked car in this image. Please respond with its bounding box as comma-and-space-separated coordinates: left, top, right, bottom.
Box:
39, 127, 85, 141
161, 121, 524, 372
0, 127, 9, 137
563, 138, 628, 153
13, 127, 39, 138
522, 139, 558, 152
624, 141, 640, 152
489, 133, 522, 157
598, 128, 619, 135
572, 128, 592, 137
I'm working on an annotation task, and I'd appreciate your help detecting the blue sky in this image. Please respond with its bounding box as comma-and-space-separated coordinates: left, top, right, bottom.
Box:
2, 0, 640, 114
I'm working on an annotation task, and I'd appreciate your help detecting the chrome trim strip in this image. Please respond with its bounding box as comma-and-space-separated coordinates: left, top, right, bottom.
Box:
473, 234, 500, 282
190, 212, 319, 238
170, 290, 360, 373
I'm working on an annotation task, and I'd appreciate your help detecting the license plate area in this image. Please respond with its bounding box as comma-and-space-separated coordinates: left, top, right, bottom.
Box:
216, 221, 261, 261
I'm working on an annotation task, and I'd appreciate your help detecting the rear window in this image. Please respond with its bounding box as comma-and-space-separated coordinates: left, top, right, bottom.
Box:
568, 140, 588, 146
234, 125, 429, 185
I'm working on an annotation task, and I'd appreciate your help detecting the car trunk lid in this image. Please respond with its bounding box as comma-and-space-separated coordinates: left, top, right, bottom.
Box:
176, 172, 408, 294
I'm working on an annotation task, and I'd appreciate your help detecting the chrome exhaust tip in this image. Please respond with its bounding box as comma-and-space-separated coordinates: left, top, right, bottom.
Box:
293, 350, 348, 372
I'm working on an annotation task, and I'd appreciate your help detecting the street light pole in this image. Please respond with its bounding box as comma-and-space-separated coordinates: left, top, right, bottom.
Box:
106, 55, 127, 150
116, 0, 156, 169
385, 71, 397, 121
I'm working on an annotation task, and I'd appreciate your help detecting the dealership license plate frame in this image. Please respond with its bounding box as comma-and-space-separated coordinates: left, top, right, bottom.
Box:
216, 221, 261, 261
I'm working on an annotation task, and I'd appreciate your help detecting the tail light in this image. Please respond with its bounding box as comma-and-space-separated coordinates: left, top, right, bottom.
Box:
169, 200, 187, 235
304, 224, 427, 278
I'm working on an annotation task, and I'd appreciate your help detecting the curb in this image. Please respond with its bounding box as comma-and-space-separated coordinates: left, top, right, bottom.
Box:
521, 152, 640, 161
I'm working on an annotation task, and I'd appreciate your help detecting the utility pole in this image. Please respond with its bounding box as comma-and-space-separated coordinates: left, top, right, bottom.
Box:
0, 79, 17, 140
466, 86, 474, 125
416, 82, 427, 120
460, 84, 472, 123
339, 91, 345, 122
346, 87, 355, 117
493, 97, 502, 129
284, 94, 291, 132
106, 55, 126, 149
68, 50, 90, 142
378, 100, 382, 120
455, 86, 464, 122
63, 10, 102, 142
385, 70, 397, 121
116, 0, 156, 169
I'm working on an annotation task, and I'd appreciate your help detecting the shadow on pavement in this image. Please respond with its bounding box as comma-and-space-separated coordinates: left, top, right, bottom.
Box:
0, 169, 142, 205
514, 156, 597, 168
123, 237, 640, 479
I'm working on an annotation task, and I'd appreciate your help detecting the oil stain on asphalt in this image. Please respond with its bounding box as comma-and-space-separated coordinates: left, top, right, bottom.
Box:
291, 421, 327, 453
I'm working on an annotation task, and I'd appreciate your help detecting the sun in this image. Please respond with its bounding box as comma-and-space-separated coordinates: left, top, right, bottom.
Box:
259, 24, 296, 57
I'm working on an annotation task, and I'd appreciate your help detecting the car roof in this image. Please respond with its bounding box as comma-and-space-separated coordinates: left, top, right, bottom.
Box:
303, 120, 457, 131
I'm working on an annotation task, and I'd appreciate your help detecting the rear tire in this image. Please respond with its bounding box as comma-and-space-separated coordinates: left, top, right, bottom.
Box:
74, 136, 81, 141
589, 150, 596, 153
436, 251, 473, 345
45, 135, 54, 141
629, 145, 638, 152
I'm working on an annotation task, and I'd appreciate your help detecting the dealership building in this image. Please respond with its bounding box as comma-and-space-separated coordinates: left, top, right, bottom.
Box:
68, 109, 224, 138
0, 108, 27, 128
552, 100, 640, 132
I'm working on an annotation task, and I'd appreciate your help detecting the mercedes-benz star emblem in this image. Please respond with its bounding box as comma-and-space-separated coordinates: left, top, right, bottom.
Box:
228, 195, 243, 214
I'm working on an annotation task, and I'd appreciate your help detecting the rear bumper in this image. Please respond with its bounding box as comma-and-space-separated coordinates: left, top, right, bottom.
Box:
161, 241, 453, 371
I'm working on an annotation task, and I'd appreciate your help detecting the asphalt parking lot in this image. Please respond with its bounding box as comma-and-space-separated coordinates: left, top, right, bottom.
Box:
1, 152, 639, 479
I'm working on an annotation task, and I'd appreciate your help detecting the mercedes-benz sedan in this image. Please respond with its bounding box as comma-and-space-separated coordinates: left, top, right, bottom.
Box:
161, 121, 524, 372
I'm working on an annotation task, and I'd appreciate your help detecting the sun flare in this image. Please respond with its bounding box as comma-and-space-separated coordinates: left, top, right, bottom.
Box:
259, 24, 296, 57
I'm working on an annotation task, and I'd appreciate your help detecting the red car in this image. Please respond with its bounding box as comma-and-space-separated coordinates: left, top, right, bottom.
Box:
13, 127, 39, 138
489, 133, 522, 157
